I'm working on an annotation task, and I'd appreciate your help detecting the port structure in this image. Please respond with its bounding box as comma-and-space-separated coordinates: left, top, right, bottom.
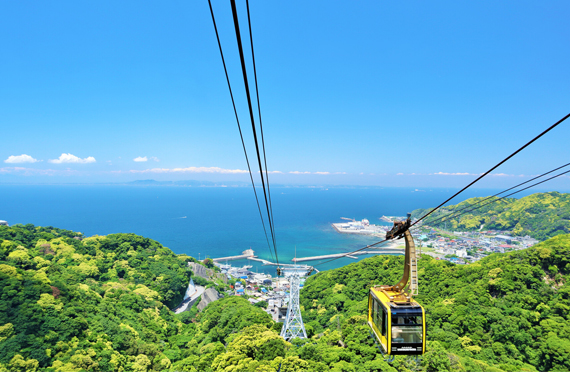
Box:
280, 265, 313, 341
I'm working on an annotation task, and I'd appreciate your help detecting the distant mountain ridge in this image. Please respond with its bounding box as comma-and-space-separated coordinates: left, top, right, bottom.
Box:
126, 179, 250, 187
411, 191, 570, 241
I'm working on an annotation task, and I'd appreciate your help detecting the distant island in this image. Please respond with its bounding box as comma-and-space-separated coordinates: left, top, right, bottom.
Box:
126, 179, 250, 187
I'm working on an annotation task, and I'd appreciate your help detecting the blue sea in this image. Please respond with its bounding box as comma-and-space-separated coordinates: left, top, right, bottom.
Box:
0, 185, 541, 273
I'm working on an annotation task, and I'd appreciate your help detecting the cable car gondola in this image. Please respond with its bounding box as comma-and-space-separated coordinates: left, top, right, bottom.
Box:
368, 214, 426, 356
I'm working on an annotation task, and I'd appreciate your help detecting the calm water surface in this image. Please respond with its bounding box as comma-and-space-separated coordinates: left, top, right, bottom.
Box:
0, 185, 538, 273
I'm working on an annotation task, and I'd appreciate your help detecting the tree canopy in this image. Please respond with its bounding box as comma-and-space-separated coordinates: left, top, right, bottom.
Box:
411, 191, 570, 240
1, 223, 569, 371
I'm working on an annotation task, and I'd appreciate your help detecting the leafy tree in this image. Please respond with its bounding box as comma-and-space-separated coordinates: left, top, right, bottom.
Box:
423, 341, 451, 371
204, 258, 215, 269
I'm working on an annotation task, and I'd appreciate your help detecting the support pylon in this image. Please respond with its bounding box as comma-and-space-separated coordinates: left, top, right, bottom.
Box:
280, 266, 311, 341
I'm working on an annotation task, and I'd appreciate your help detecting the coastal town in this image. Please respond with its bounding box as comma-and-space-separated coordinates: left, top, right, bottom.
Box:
218, 264, 302, 324
174, 259, 303, 325
331, 216, 540, 264
174, 216, 542, 320
414, 227, 539, 264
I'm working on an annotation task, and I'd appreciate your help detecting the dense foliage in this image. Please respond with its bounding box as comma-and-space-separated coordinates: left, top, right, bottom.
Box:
2, 223, 570, 371
411, 192, 570, 240
0, 224, 193, 371
301, 234, 570, 372
171, 295, 400, 372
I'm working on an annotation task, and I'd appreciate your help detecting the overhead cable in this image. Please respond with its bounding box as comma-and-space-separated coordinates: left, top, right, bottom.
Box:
321, 114, 569, 269
313, 239, 390, 268
417, 161, 570, 228
229, 0, 280, 266
415, 168, 570, 230
413, 112, 570, 227
245, 0, 277, 246
322, 163, 568, 269
207, 0, 275, 263
324, 167, 570, 270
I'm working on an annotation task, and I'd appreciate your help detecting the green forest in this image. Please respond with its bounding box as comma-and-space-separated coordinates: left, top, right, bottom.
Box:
411, 192, 570, 241
1, 223, 570, 371
301, 234, 570, 372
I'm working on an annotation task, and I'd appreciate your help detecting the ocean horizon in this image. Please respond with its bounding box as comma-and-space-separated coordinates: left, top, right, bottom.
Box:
0, 184, 550, 273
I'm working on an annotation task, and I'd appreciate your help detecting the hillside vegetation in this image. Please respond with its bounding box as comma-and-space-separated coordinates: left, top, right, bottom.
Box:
0, 224, 196, 371
301, 234, 570, 372
411, 191, 570, 240
2, 223, 570, 371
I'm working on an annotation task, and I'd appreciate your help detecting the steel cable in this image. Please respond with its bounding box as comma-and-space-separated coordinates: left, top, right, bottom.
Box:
245, 0, 279, 265
230, 0, 280, 266
313, 239, 391, 268
413, 112, 570, 227
416, 161, 570, 228
207, 0, 275, 263
319, 166, 569, 270
413, 168, 570, 230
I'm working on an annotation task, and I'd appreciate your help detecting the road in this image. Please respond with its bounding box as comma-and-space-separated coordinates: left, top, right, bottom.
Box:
174, 286, 205, 314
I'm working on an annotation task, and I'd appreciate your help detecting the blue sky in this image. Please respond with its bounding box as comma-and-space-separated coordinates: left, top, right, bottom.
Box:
1, 1, 569, 189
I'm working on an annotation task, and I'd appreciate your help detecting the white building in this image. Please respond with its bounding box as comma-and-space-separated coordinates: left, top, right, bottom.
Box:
456, 249, 467, 258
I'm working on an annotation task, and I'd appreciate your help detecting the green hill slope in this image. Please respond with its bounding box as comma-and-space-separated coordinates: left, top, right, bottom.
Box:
411, 191, 570, 240
301, 234, 570, 372
2, 223, 569, 372
0, 224, 201, 371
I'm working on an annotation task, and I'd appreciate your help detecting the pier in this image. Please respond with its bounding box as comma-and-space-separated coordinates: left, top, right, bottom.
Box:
212, 249, 256, 262
292, 248, 404, 263
211, 247, 404, 266
248, 257, 278, 266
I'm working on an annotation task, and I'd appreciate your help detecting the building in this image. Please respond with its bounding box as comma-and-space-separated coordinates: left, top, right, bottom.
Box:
495, 235, 512, 244
0, 220, 8, 226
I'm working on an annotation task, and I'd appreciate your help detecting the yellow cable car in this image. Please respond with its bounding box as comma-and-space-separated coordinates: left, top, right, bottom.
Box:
368, 215, 426, 356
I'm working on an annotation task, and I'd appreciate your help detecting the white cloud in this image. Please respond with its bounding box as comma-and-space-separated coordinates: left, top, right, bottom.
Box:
0, 167, 77, 176
396, 173, 404, 176
315, 172, 330, 175
133, 156, 159, 162
49, 153, 96, 164
334, 172, 346, 175
433, 172, 477, 176
125, 166, 248, 174
4, 154, 39, 163
289, 171, 311, 174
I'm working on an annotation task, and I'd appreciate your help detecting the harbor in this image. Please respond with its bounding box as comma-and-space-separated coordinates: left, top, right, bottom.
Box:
331, 218, 389, 235
211, 249, 256, 262
209, 244, 404, 266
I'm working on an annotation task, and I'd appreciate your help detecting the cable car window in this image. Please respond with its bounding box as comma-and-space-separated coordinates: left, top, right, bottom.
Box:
396, 315, 422, 325
373, 300, 379, 329
381, 308, 387, 336
391, 315, 423, 344
372, 298, 386, 337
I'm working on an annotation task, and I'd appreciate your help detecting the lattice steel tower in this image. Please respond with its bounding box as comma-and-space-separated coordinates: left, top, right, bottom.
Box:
280, 266, 312, 341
